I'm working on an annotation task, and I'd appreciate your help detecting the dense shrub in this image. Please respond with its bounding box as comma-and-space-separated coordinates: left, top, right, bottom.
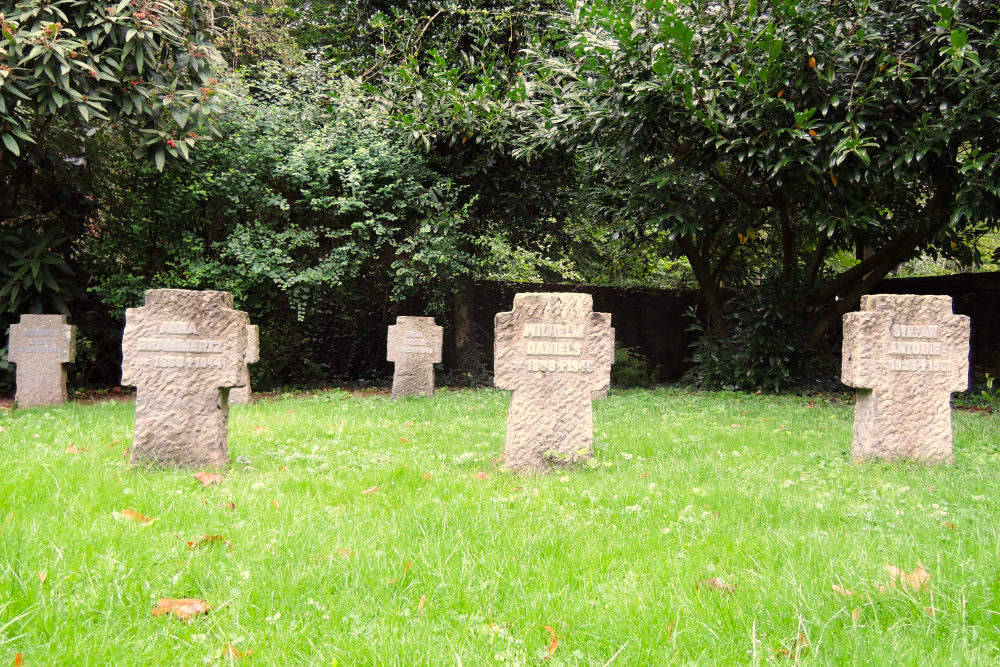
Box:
74, 61, 473, 389
684, 279, 838, 392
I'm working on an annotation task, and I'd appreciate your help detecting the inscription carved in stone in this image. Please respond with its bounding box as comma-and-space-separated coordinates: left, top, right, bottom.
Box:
122, 289, 248, 467
495, 293, 614, 472
842, 294, 969, 463
8, 314, 76, 407
387, 316, 442, 398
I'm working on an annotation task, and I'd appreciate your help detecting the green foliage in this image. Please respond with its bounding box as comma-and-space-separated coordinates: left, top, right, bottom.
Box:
611, 343, 654, 388
685, 279, 837, 392
511, 0, 1000, 386
0, 0, 223, 165
85, 60, 473, 387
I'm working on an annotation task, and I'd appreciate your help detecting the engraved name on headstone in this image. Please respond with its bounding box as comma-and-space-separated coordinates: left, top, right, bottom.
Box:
842, 294, 969, 463
387, 316, 443, 398
495, 293, 614, 472
8, 314, 76, 407
121, 289, 249, 467
230, 324, 259, 405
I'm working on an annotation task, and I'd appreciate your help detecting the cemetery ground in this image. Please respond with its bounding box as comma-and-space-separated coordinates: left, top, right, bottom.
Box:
2, 389, 999, 664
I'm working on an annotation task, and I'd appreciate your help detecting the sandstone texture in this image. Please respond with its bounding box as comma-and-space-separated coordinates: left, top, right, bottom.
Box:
121, 289, 249, 467
842, 294, 969, 463
230, 324, 259, 405
495, 293, 614, 472
387, 316, 443, 398
8, 314, 76, 407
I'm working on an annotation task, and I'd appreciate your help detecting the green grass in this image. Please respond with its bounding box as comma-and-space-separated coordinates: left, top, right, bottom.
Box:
2, 388, 1000, 665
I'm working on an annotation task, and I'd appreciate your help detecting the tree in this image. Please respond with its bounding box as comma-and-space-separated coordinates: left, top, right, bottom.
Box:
0, 0, 223, 319
511, 0, 1000, 386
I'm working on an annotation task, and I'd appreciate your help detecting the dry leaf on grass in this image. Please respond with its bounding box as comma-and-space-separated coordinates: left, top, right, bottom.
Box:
421, 472, 432, 482
14, 653, 23, 666
473, 471, 488, 480
361, 485, 380, 495
852, 608, 861, 622
336, 547, 353, 558
114, 509, 155, 524
540, 625, 558, 659
417, 595, 427, 613
881, 562, 930, 592
151, 598, 211, 621
185, 534, 231, 550
194, 472, 223, 487
698, 577, 736, 593
66, 445, 85, 454
832, 583, 856, 597
385, 561, 412, 585
38, 570, 47, 583
223, 644, 254, 660
777, 633, 809, 660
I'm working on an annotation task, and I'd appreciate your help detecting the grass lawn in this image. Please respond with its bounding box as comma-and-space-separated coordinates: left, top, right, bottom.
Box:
2, 387, 1000, 665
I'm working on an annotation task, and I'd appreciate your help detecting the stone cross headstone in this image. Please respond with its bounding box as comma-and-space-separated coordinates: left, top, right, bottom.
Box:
842, 294, 969, 463
386, 316, 443, 398
495, 293, 614, 472
8, 314, 76, 407
593, 327, 615, 400
121, 289, 249, 467
230, 324, 259, 405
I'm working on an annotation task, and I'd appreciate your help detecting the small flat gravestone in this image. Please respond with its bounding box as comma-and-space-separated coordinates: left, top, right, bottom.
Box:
230, 324, 259, 405
495, 293, 614, 472
121, 289, 249, 467
387, 316, 443, 398
842, 294, 969, 463
8, 314, 76, 407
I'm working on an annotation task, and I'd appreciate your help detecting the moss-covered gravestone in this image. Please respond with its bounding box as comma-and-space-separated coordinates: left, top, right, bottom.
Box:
121, 289, 249, 467
495, 293, 614, 472
387, 316, 443, 398
8, 314, 76, 407
842, 294, 969, 463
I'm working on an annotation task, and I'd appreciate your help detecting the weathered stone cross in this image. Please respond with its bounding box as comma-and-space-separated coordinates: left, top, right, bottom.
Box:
495, 293, 614, 472
121, 289, 249, 467
230, 324, 259, 405
842, 294, 969, 463
8, 314, 76, 407
387, 316, 443, 398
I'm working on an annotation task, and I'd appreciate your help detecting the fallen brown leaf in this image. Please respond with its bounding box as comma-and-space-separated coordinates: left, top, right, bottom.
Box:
473, 471, 488, 480
193, 472, 223, 487
271, 499, 279, 508
66, 445, 85, 454
777, 633, 809, 659
186, 534, 230, 550
38, 570, 47, 583
14, 653, 23, 666
541, 625, 558, 659
421, 472, 432, 482
118, 509, 154, 524
361, 485, 380, 495
385, 561, 412, 585
730, 423, 742, 429
336, 547, 353, 558
884, 562, 930, 592
699, 577, 736, 593
925, 606, 938, 617
852, 608, 861, 622
832, 583, 856, 597
417, 594, 427, 613
107, 439, 120, 448
223, 644, 254, 660
252, 426, 265, 433
151, 597, 211, 621
942, 521, 956, 530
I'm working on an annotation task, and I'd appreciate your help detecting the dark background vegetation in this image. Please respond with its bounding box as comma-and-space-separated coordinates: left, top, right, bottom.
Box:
2, 1, 999, 395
